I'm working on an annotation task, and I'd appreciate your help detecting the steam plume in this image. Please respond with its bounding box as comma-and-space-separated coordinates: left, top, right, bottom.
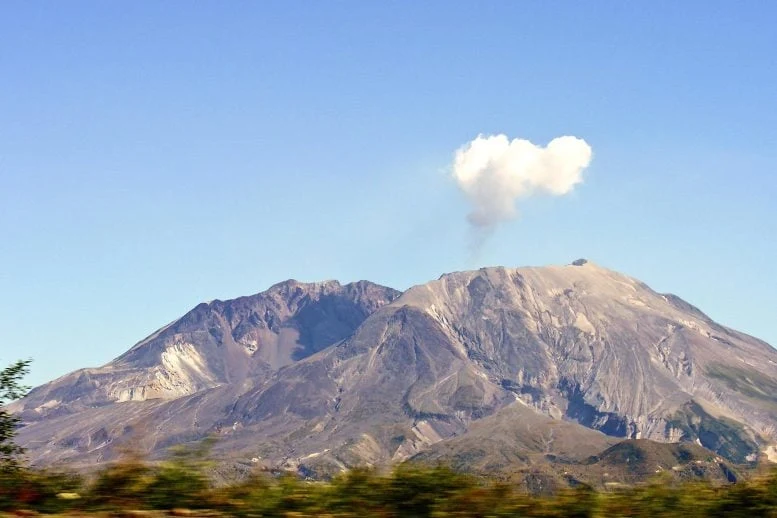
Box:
452, 134, 592, 229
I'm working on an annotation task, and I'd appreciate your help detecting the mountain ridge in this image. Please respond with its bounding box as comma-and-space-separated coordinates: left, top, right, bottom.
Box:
11, 260, 777, 478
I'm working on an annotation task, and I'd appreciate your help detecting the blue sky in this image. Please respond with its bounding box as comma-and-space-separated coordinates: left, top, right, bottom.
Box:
1, 2, 775, 387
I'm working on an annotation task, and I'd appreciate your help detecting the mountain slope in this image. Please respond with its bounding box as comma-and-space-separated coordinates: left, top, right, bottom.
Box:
12, 279, 399, 464
214, 261, 777, 470
11, 261, 777, 475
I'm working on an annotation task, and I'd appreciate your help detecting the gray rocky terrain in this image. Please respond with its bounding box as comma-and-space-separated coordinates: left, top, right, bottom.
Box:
10, 261, 777, 476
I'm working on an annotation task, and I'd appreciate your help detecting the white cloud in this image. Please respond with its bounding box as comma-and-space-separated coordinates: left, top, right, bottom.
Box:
452, 134, 592, 228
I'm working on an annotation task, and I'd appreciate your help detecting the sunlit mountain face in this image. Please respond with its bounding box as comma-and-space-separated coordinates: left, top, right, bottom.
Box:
12, 261, 777, 479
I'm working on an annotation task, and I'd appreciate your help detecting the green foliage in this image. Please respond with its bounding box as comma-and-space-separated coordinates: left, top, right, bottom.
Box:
87, 455, 155, 509
321, 467, 389, 515
9, 453, 777, 516
0, 468, 84, 513
385, 464, 476, 517
87, 437, 217, 511
0, 359, 31, 472
146, 436, 215, 509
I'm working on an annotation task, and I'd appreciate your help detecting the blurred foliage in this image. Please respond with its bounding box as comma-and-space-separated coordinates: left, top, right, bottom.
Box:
7, 450, 777, 516
0, 359, 31, 472
0, 468, 84, 514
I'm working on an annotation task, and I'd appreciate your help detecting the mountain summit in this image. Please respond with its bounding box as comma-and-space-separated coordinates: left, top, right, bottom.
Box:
12, 262, 777, 474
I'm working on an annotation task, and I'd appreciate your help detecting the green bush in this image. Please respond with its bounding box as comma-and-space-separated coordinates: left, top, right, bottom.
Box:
0, 468, 84, 513
6, 455, 777, 516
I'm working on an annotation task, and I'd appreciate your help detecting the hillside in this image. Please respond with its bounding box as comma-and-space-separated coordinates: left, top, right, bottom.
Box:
10, 261, 777, 482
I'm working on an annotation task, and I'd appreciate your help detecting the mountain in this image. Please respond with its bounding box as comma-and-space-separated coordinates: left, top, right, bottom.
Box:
12, 279, 399, 464
11, 261, 777, 481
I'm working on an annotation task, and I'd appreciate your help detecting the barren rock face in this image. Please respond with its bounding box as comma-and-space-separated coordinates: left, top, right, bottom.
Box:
11, 262, 777, 471
390, 263, 777, 463
14, 280, 399, 418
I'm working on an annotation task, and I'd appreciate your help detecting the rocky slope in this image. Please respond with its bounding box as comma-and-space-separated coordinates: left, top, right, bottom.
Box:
11, 261, 777, 477
12, 279, 399, 462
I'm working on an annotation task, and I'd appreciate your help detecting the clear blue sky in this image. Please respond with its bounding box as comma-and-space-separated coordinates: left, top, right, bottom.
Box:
1, 2, 775, 387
